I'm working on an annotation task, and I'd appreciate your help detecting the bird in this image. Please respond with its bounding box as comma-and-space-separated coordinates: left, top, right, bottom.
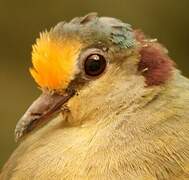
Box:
1, 12, 189, 180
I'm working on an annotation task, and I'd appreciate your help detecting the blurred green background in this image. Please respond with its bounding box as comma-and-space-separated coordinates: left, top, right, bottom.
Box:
0, 0, 188, 168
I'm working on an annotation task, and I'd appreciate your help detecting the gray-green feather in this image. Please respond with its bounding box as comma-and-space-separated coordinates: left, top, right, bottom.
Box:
51, 12, 136, 49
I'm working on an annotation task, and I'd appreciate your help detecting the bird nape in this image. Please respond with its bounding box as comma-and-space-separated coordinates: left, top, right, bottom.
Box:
1, 13, 189, 180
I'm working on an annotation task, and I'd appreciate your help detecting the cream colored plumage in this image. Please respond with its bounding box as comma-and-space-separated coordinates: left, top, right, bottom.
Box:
1, 13, 189, 180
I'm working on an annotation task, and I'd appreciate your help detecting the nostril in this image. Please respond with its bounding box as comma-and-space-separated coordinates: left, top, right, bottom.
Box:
30, 112, 43, 116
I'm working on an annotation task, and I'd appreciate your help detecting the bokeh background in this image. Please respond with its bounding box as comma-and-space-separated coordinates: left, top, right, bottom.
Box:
0, 0, 188, 168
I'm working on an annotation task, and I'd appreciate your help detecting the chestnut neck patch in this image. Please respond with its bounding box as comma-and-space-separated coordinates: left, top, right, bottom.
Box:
135, 30, 175, 86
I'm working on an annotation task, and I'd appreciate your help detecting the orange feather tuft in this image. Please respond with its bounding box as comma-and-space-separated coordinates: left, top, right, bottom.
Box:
30, 31, 82, 90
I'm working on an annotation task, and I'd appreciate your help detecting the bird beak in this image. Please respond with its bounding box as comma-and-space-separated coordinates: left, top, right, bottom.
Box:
15, 90, 75, 142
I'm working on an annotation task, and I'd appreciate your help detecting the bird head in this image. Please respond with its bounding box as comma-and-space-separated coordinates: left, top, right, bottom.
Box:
15, 13, 174, 141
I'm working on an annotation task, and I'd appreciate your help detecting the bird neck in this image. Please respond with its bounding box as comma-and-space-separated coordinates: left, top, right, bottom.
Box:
8, 71, 189, 179
66, 73, 163, 127
62, 71, 189, 178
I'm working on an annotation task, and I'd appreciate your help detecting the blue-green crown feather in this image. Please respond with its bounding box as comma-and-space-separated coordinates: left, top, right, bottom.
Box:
52, 12, 136, 49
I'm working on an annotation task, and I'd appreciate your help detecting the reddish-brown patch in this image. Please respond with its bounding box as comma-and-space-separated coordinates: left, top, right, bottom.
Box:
134, 30, 175, 86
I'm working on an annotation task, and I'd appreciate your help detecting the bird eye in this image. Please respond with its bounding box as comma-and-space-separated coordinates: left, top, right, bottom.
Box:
84, 54, 106, 76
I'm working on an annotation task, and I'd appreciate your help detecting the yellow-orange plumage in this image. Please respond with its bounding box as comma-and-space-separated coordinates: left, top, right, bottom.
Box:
2, 13, 189, 180
30, 31, 82, 90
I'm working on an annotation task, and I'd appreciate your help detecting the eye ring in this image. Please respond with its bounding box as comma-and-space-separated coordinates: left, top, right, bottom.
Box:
79, 48, 108, 79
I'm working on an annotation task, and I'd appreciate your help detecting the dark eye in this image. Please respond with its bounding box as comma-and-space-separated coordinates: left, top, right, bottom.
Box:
84, 54, 106, 76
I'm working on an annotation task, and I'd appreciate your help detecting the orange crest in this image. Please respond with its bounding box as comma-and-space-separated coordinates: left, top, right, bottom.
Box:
30, 31, 82, 90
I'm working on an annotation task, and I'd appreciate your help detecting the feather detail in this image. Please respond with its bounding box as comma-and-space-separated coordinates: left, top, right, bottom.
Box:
135, 30, 175, 86
30, 31, 82, 90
